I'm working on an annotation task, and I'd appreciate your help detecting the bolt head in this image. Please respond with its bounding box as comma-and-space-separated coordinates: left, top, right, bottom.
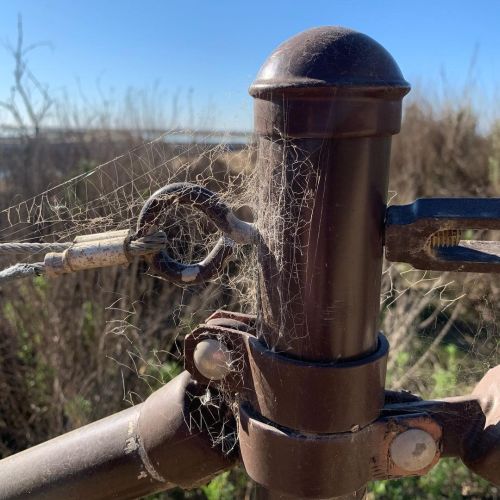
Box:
390, 429, 438, 472
193, 339, 231, 380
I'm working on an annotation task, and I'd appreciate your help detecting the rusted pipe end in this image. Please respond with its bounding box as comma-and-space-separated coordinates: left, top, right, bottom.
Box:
0, 371, 235, 498
137, 372, 236, 489
250, 26, 410, 138
250, 26, 410, 97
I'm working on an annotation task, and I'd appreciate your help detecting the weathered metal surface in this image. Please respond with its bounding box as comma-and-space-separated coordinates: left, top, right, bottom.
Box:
463, 366, 500, 485
185, 314, 440, 497
241, 25, 409, 497
244, 332, 388, 433
251, 27, 409, 362
44, 229, 131, 276
185, 312, 500, 493
238, 403, 442, 498
0, 372, 235, 499
135, 182, 256, 284
385, 198, 500, 272
186, 315, 389, 434
250, 26, 409, 95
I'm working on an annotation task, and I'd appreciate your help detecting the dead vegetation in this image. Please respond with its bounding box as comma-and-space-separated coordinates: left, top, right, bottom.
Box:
0, 18, 499, 499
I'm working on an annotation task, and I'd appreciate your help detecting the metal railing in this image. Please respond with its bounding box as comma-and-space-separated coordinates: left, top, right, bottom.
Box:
0, 26, 499, 500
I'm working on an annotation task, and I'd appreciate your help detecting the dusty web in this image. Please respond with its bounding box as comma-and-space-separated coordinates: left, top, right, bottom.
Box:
0, 132, 251, 248
1, 129, 498, 455
0, 130, 257, 453
253, 137, 320, 353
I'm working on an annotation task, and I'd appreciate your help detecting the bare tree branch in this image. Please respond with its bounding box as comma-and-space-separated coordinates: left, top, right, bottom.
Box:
0, 14, 53, 137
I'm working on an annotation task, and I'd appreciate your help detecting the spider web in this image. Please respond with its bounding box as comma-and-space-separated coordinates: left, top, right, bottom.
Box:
0, 128, 498, 468
0, 130, 257, 458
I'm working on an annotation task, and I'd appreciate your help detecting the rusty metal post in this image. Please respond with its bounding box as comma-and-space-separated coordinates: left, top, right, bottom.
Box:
251, 26, 409, 361
0, 372, 235, 499
239, 26, 410, 497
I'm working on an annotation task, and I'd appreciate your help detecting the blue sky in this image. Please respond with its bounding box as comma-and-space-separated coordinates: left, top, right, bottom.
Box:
0, 0, 499, 131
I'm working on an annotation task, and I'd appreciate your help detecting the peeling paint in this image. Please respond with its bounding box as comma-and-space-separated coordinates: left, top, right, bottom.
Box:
137, 436, 166, 483
124, 436, 139, 454
128, 419, 135, 436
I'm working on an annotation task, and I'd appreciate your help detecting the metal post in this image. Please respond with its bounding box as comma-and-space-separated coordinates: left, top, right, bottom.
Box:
1, 25, 499, 500
239, 26, 410, 497
0, 372, 235, 499
251, 26, 410, 361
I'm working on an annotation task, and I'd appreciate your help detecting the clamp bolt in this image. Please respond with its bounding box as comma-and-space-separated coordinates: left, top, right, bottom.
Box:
193, 339, 232, 380
390, 428, 438, 472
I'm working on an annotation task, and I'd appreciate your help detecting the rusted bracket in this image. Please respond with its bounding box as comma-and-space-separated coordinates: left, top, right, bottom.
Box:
186, 311, 388, 433
183, 310, 486, 498
385, 198, 500, 272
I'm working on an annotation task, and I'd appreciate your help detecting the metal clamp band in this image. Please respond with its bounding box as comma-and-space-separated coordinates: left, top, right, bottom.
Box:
245, 333, 389, 433
185, 311, 389, 434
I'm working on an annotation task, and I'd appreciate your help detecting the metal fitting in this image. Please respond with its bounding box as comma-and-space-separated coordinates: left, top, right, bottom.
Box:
44, 229, 131, 277
193, 339, 232, 380
428, 229, 462, 248
386, 198, 500, 272
389, 428, 438, 472
135, 182, 256, 285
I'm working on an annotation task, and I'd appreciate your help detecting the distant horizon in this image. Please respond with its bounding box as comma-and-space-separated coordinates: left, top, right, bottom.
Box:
1, 1, 499, 131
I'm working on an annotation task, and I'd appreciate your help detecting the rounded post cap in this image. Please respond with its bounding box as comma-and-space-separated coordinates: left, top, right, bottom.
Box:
250, 26, 410, 98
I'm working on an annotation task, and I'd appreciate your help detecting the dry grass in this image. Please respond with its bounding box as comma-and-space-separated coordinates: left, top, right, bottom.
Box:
0, 92, 499, 499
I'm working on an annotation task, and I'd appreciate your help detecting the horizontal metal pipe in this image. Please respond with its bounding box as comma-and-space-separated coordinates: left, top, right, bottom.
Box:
0, 372, 235, 499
